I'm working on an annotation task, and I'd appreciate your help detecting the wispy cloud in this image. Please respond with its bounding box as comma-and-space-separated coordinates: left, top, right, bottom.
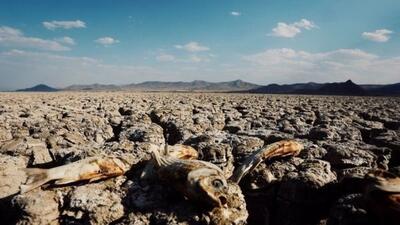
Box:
188, 54, 210, 63
0, 49, 223, 90
230, 11, 241, 16
175, 41, 210, 52
1, 47, 399, 90
362, 29, 393, 42
55, 36, 75, 45
0, 49, 164, 89
0, 26, 69, 51
155, 51, 212, 63
43, 20, 86, 30
156, 53, 175, 62
269, 19, 317, 38
95, 37, 119, 46
243, 48, 399, 83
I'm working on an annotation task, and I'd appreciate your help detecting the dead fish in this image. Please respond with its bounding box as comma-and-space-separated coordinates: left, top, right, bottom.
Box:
165, 144, 199, 160
365, 170, 400, 193
20, 156, 130, 193
230, 140, 304, 183
150, 144, 229, 207
140, 143, 198, 180
364, 170, 400, 224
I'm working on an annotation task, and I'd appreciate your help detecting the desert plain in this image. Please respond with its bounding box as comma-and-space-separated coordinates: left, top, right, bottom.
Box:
0, 92, 399, 225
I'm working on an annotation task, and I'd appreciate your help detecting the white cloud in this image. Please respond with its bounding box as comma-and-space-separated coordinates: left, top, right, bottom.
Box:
95, 37, 119, 46
231, 11, 241, 16
0, 26, 21, 36
0, 26, 69, 51
269, 19, 316, 38
175, 41, 210, 52
43, 20, 86, 30
156, 53, 175, 62
243, 48, 400, 84
293, 19, 316, 30
270, 23, 301, 38
244, 48, 377, 67
362, 29, 393, 42
55, 36, 75, 45
188, 55, 210, 63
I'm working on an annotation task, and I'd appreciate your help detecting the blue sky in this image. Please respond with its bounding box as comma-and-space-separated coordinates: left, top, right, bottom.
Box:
0, 0, 400, 90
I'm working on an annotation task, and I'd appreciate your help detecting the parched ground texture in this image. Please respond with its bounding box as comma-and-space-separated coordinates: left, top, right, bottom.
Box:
0, 92, 399, 225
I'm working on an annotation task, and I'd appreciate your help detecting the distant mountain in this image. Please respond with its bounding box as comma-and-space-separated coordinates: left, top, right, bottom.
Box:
123, 79, 259, 91
359, 84, 385, 91
249, 82, 322, 94
64, 83, 121, 91
65, 80, 260, 92
123, 81, 207, 90
16, 80, 400, 96
248, 80, 400, 96
16, 84, 59, 92
366, 83, 400, 96
206, 80, 259, 90
311, 80, 366, 95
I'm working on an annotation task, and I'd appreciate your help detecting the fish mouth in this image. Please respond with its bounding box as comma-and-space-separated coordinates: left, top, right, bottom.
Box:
218, 195, 228, 206
206, 192, 228, 207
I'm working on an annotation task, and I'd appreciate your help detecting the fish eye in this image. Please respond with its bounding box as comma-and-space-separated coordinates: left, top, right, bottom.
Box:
211, 179, 224, 189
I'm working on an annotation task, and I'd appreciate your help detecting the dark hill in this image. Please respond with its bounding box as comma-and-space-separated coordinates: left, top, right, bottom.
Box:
16, 84, 59, 92
248, 79, 400, 96
368, 83, 400, 96
310, 80, 366, 95
249, 82, 322, 94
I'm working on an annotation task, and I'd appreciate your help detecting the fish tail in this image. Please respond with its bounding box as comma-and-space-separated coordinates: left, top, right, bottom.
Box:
149, 143, 177, 167
149, 143, 163, 166
20, 168, 51, 194
162, 143, 169, 156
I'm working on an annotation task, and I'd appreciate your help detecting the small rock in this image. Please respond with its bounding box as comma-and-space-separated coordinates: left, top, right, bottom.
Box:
12, 190, 59, 225
327, 194, 369, 225
62, 183, 124, 225
0, 154, 28, 198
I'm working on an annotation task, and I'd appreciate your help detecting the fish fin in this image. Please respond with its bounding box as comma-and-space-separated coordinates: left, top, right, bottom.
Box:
88, 176, 108, 183
230, 140, 303, 183
112, 157, 130, 173
150, 143, 178, 167
20, 168, 51, 193
163, 144, 169, 156
230, 156, 262, 183
54, 178, 77, 185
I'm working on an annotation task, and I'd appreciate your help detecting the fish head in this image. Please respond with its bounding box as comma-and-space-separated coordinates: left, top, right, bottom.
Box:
151, 144, 229, 207
199, 174, 229, 207
188, 167, 229, 207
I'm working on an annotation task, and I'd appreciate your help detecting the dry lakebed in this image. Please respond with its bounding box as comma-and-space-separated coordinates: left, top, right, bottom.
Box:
0, 92, 399, 225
